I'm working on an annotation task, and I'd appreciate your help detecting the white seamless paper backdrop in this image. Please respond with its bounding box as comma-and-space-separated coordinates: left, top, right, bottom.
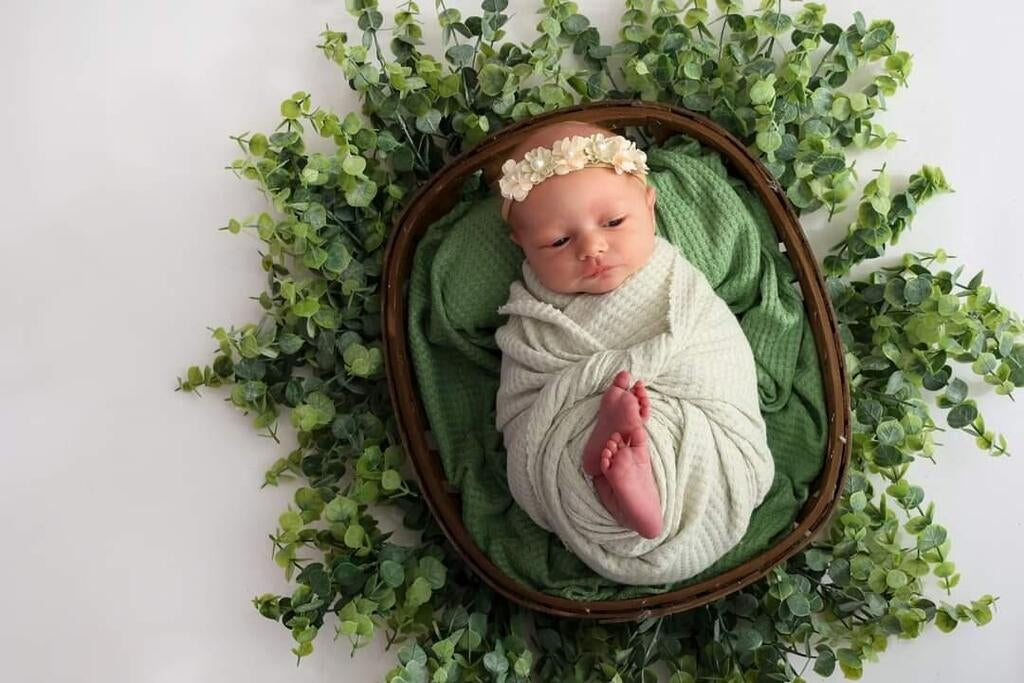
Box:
0, 1, 1020, 681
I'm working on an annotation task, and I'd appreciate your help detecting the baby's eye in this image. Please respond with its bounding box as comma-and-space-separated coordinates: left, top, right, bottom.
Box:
605, 217, 625, 227
551, 236, 570, 248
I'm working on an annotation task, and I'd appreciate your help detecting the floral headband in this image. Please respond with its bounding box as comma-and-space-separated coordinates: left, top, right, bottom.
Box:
498, 132, 649, 221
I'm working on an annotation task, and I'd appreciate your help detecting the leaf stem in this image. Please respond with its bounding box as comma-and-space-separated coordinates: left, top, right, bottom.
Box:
810, 43, 837, 85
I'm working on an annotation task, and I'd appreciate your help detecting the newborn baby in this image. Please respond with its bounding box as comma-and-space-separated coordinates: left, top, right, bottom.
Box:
492, 120, 775, 584
499, 122, 664, 539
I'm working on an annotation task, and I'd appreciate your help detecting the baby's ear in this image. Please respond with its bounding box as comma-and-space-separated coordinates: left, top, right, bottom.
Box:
646, 185, 656, 211
507, 228, 520, 246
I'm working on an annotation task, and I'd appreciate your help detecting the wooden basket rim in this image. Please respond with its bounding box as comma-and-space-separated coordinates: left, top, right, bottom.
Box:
381, 99, 851, 621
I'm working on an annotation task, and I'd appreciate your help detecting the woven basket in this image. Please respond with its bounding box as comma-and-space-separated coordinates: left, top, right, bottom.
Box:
381, 99, 850, 622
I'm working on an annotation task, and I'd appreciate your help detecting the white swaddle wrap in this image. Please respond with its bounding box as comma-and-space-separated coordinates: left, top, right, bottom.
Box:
494, 235, 774, 585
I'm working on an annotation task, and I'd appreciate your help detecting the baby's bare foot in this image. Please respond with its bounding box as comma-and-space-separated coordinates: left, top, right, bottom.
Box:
598, 429, 662, 539
582, 370, 643, 477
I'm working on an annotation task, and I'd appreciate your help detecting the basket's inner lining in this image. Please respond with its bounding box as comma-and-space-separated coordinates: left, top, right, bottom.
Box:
404, 131, 828, 601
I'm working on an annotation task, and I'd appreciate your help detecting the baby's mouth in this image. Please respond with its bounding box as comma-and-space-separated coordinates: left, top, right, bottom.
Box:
584, 262, 612, 278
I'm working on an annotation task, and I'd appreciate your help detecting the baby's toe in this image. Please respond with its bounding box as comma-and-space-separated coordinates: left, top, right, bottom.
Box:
638, 398, 650, 420
612, 370, 632, 390
631, 382, 651, 417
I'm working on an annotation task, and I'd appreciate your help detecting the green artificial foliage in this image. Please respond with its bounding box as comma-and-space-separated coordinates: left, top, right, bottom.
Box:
177, 0, 1021, 679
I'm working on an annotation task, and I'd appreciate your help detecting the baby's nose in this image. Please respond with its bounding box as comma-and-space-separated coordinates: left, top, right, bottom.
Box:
576, 232, 607, 259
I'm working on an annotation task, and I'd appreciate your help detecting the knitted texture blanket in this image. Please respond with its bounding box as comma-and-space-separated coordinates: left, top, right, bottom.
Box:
494, 236, 775, 584
407, 134, 827, 600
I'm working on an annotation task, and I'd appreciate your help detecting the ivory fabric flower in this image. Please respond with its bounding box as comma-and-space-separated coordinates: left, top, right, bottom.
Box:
499, 159, 533, 202
551, 135, 589, 174
591, 133, 617, 163
612, 145, 645, 174
523, 147, 555, 181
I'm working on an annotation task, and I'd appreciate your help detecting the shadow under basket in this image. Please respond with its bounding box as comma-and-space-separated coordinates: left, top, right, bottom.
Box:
381, 99, 851, 622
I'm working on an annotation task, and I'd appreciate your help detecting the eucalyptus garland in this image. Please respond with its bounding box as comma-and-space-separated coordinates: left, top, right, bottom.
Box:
178, 1, 1021, 680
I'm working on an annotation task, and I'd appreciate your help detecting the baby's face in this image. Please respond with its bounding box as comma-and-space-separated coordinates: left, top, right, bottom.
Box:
508, 165, 657, 295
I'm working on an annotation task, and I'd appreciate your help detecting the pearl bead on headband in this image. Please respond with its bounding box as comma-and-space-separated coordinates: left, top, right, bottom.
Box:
498, 132, 650, 222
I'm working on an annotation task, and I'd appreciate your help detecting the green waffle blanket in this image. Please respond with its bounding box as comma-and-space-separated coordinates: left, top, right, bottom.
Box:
407, 134, 827, 600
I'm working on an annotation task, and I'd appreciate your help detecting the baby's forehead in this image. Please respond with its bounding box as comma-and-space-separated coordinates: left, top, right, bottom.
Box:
512, 190, 627, 233
533, 171, 635, 206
